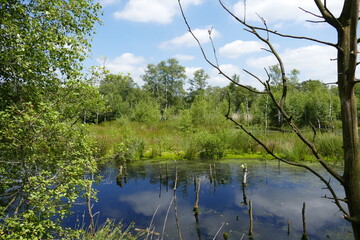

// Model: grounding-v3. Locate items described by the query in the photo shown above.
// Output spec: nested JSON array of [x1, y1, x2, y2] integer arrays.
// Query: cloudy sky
[[86, 0, 343, 90]]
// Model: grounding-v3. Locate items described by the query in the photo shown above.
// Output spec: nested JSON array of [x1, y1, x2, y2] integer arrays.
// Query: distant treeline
[[83, 59, 360, 129]]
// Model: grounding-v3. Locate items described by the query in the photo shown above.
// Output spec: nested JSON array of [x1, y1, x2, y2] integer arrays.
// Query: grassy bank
[[88, 119, 344, 164]]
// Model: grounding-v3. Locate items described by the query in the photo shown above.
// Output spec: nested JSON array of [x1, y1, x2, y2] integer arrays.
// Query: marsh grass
[[78, 219, 142, 240], [88, 121, 343, 163]]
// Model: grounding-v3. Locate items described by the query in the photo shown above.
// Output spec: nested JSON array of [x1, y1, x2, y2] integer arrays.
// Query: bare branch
[[219, 0, 337, 48], [266, 89, 344, 185], [322, 195, 348, 203], [243, 69, 266, 87], [256, 13, 269, 41], [224, 114, 349, 218], [208, 27, 219, 67], [180, 0, 347, 217], [313, 0, 342, 29], [178, 0, 266, 95], [306, 20, 327, 24], [299, 7, 323, 19]]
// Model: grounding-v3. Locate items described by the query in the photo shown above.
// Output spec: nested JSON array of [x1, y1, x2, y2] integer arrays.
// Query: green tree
[[99, 73, 140, 120], [142, 58, 186, 119], [226, 74, 258, 124], [0, 0, 101, 238], [0, 0, 101, 108], [187, 69, 209, 103]]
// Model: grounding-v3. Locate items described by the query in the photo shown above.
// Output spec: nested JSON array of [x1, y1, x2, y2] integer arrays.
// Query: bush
[[114, 137, 146, 162], [197, 131, 226, 160]]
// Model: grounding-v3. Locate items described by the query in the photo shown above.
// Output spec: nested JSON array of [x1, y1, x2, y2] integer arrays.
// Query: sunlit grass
[[88, 120, 344, 163]]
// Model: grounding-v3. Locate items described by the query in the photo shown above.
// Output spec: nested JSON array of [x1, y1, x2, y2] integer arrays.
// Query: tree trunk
[[337, 1, 360, 238]]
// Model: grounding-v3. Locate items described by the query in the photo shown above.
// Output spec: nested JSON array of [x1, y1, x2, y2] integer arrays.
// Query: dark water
[[65, 159, 353, 239]]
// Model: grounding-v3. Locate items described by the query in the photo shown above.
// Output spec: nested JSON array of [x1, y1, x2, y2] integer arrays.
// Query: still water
[[66, 159, 353, 239]]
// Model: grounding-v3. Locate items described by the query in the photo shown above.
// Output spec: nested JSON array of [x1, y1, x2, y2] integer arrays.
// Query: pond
[[65, 159, 353, 239]]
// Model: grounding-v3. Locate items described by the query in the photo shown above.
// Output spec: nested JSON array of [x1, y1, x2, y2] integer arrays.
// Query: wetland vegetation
[[1, 0, 359, 239]]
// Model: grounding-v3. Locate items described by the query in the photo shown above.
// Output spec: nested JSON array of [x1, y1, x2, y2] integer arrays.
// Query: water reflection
[[66, 159, 353, 239]]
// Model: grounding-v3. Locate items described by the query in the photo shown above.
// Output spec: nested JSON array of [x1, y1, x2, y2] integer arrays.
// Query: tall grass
[[78, 219, 142, 240], [88, 120, 344, 163]]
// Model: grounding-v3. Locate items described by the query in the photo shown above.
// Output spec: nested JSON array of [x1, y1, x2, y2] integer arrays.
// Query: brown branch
[[313, 0, 342, 29], [322, 195, 348, 203], [179, 0, 347, 219], [309, 122, 317, 143], [224, 113, 349, 218], [208, 27, 219, 67], [178, 0, 266, 95], [219, 0, 337, 48], [266, 89, 344, 185], [299, 7, 323, 19]]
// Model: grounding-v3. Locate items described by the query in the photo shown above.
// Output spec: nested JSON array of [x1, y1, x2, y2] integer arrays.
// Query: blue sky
[[86, 0, 344, 90]]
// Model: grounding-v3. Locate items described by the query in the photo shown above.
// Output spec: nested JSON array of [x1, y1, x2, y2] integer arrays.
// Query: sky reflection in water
[[66, 159, 353, 240]]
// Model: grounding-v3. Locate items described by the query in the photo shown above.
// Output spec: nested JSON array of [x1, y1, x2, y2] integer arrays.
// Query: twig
[[212, 222, 226, 240], [208, 27, 219, 67], [299, 7, 323, 19], [161, 196, 175, 240], [146, 205, 160, 240]]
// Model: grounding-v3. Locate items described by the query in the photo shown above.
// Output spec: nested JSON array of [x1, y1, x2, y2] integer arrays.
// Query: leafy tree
[[99, 73, 140, 120], [142, 58, 186, 119], [187, 69, 209, 103], [131, 97, 160, 123], [226, 74, 258, 124], [267, 65, 301, 127], [0, 103, 97, 239], [0, 0, 101, 108], [0, 0, 101, 238]]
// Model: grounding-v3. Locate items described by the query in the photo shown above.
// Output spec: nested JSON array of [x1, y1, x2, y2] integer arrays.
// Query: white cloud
[[174, 54, 195, 61], [114, 0, 203, 24], [120, 191, 173, 216], [159, 27, 220, 49], [219, 40, 264, 58], [99, 0, 119, 7], [233, 0, 342, 25], [98, 53, 146, 84], [247, 44, 337, 83], [208, 64, 241, 87], [185, 67, 201, 78]]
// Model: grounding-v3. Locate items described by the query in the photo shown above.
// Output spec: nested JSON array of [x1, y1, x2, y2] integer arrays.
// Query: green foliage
[[131, 99, 160, 123], [79, 219, 142, 240], [113, 137, 146, 162], [194, 131, 226, 160], [187, 68, 209, 103], [0, 103, 97, 239], [317, 133, 343, 162], [142, 58, 186, 118], [0, 0, 101, 237], [99, 74, 140, 120], [0, 0, 101, 107]]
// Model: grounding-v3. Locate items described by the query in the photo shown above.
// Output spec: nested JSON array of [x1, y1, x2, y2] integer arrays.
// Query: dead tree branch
[[177, 0, 266, 95], [219, 0, 337, 49], [178, 0, 348, 220]]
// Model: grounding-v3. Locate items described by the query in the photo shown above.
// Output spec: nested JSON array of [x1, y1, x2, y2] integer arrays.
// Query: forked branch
[[178, 0, 347, 218], [177, 0, 266, 95]]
